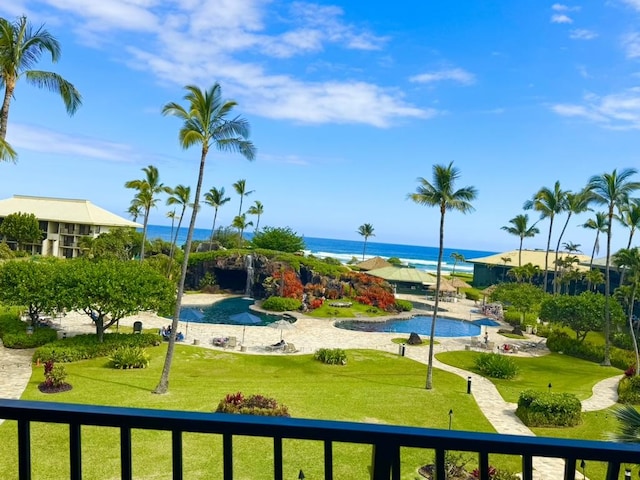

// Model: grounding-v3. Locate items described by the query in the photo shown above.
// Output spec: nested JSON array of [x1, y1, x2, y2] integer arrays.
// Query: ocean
[[144, 224, 496, 275]]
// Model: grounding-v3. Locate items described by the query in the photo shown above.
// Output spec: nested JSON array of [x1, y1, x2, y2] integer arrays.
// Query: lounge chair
[[283, 343, 297, 354], [265, 340, 286, 352], [225, 337, 237, 349]]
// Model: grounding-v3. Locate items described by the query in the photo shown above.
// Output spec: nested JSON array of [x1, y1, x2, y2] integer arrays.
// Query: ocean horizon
[[144, 224, 497, 275]]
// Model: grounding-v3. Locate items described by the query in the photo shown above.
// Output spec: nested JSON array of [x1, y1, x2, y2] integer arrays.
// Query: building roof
[[466, 249, 591, 272], [0, 195, 141, 228], [366, 266, 437, 284], [356, 256, 392, 271]]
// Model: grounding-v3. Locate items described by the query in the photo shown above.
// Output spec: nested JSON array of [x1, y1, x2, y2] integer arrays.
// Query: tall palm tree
[[587, 168, 640, 366], [582, 211, 608, 271], [166, 184, 192, 264], [523, 181, 567, 293], [617, 198, 640, 286], [562, 241, 581, 253], [409, 162, 477, 390], [614, 247, 640, 377], [155, 84, 255, 394], [247, 200, 264, 233], [127, 200, 143, 222], [357, 223, 375, 261], [450, 252, 465, 276], [233, 179, 254, 216], [232, 213, 253, 242], [500, 256, 512, 282], [0, 15, 81, 141], [551, 190, 591, 294], [124, 165, 170, 262], [500, 214, 540, 266], [166, 209, 176, 253], [204, 186, 230, 241]]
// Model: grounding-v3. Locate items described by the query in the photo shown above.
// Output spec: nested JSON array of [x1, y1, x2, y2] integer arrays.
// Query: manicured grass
[[436, 351, 621, 402], [308, 298, 389, 318], [0, 345, 497, 479], [498, 332, 528, 340], [391, 337, 436, 346]]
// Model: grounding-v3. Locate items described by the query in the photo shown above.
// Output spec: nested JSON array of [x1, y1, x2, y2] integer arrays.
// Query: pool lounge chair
[[265, 340, 286, 352], [225, 337, 237, 349], [283, 343, 297, 354]]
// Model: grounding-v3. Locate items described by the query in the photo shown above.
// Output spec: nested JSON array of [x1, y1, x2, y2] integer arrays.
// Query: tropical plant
[[127, 201, 142, 222], [0, 211, 42, 250], [233, 179, 254, 216], [0, 137, 16, 162], [562, 241, 581, 253], [587, 168, 640, 365], [614, 247, 640, 377], [247, 200, 264, 232], [204, 186, 230, 242], [155, 83, 255, 394], [0, 15, 81, 141], [523, 181, 568, 293], [617, 198, 640, 285], [357, 223, 375, 261], [508, 262, 541, 284], [610, 405, 640, 443], [500, 214, 539, 266], [408, 162, 477, 389], [251, 226, 305, 252], [582, 212, 608, 269], [166, 184, 192, 266], [166, 209, 176, 251], [500, 256, 512, 282], [450, 252, 465, 276], [232, 213, 253, 242], [125, 165, 171, 262]]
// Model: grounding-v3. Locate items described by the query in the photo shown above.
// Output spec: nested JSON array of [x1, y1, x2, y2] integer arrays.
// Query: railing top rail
[[0, 399, 637, 463]]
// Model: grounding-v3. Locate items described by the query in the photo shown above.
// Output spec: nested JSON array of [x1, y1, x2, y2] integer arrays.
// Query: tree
[[493, 283, 547, 325], [125, 165, 171, 262], [166, 209, 176, 254], [562, 241, 581, 253], [450, 252, 465, 276], [80, 227, 141, 261], [500, 256, 512, 282], [587, 168, 640, 365], [166, 184, 192, 266], [357, 223, 375, 261], [0, 15, 81, 141], [0, 137, 16, 162], [232, 213, 253, 242], [409, 162, 477, 390], [617, 198, 640, 286], [156, 83, 255, 394], [582, 212, 608, 268], [251, 226, 305, 253], [614, 247, 640, 377], [500, 214, 539, 267], [523, 181, 567, 292], [204, 186, 230, 241], [233, 179, 254, 216], [63, 259, 174, 342], [508, 262, 541, 284], [247, 200, 264, 233], [0, 211, 42, 250], [127, 199, 143, 222]]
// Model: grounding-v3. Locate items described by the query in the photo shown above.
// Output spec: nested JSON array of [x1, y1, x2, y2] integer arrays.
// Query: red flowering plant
[[272, 269, 304, 299], [215, 392, 290, 417]]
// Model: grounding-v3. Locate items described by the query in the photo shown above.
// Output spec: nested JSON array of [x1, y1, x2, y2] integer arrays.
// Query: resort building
[[0, 195, 140, 258]]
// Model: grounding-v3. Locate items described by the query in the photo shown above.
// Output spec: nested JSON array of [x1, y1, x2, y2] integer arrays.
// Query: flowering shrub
[[625, 365, 636, 377], [309, 298, 324, 309], [39, 360, 71, 393], [215, 392, 290, 417], [272, 270, 304, 299]]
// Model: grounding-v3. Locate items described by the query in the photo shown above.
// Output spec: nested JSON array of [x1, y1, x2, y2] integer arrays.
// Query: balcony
[[0, 398, 638, 480]]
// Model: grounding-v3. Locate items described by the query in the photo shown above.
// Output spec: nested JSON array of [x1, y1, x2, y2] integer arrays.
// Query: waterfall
[[245, 254, 254, 297]]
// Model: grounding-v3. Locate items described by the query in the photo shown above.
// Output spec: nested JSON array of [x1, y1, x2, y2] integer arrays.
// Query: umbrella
[[448, 277, 471, 289], [179, 308, 205, 337], [268, 319, 296, 340], [428, 281, 457, 293], [229, 312, 262, 325]]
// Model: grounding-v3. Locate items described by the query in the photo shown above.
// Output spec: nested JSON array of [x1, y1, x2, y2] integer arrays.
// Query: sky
[[2, 1, 640, 254]]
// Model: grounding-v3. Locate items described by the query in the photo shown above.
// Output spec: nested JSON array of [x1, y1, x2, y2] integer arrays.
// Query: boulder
[[408, 332, 422, 345]]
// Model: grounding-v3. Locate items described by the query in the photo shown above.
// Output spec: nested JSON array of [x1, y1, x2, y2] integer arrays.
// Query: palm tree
[[500, 256, 512, 282], [611, 405, 640, 443], [233, 179, 254, 216], [614, 247, 640, 377], [166, 184, 192, 265], [450, 252, 465, 276], [587, 168, 640, 366], [125, 165, 170, 262], [523, 181, 567, 293], [155, 83, 255, 394], [357, 223, 375, 261], [247, 200, 264, 233], [166, 209, 176, 253], [0, 138, 16, 162], [127, 200, 143, 222], [0, 15, 81, 141], [204, 187, 230, 241], [582, 211, 608, 272], [500, 214, 540, 266], [409, 162, 477, 390], [232, 213, 253, 242], [617, 198, 640, 286]]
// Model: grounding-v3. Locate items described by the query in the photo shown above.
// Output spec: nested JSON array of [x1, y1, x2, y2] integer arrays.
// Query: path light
[[548, 382, 552, 392], [625, 468, 631, 480], [467, 376, 472, 394], [298, 469, 305, 479], [580, 459, 586, 479], [448, 409, 453, 430]]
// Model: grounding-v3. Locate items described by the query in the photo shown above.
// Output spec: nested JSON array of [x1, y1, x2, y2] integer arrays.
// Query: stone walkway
[[0, 295, 624, 479]]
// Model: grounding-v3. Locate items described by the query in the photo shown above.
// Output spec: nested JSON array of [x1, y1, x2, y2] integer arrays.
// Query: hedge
[[0, 311, 58, 348], [261, 296, 302, 312], [516, 389, 581, 427], [546, 331, 634, 370], [618, 376, 640, 404]]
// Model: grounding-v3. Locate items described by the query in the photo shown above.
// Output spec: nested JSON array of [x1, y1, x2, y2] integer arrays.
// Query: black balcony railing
[[0, 398, 638, 480]]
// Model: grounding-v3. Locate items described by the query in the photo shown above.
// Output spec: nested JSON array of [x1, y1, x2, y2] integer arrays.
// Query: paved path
[[0, 295, 624, 478]]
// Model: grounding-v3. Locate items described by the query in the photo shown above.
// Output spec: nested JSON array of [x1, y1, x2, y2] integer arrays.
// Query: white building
[[0, 195, 141, 258]]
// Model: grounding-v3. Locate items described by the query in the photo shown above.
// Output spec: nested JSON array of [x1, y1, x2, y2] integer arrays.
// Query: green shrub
[[546, 331, 635, 370], [261, 296, 302, 312], [109, 346, 150, 369], [618, 376, 640, 404], [464, 289, 481, 301], [43, 360, 68, 388], [394, 299, 413, 312], [215, 392, 290, 417], [3, 327, 58, 348], [314, 348, 347, 365], [34, 333, 160, 363], [516, 389, 581, 427], [503, 310, 538, 326], [474, 353, 518, 379]]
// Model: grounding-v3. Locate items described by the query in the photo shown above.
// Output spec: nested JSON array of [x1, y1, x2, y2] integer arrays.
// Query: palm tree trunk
[[553, 214, 572, 294], [210, 208, 219, 243], [426, 206, 445, 390], [362, 238, 367, 261], [518, 237, 524, 267], [603, 207, 613, 366], [629, 288, 639, 377], [620, 231, 635, 287], [255, 215, 260, 233], [140, 209, 150, 262], [170, 206, 186, 262], [543, 218, 554, 293], [0, 81, 16, 140], [587, 233, 599, 291], [155, 146, 208, 394]]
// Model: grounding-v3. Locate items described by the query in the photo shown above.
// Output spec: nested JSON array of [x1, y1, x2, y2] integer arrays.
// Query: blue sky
[[2, 1, 640, 254]]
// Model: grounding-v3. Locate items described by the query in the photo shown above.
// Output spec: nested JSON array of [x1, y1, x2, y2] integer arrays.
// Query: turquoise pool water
[[180, 297, 283, 326], [335, 316, 486, 337]]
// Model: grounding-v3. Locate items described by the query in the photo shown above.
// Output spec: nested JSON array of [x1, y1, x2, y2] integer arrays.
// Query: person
[[484, 331, 489, 344], [176, 332, 185, 341]]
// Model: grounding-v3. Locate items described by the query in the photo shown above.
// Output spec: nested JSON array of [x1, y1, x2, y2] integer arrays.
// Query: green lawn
[[436, 351, 621, 403], [308, 298, 391, 318], [0, 345, 497, 480]]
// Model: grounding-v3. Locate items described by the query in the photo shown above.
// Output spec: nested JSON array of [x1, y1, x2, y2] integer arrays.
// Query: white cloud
[[570, 29, 598, 40], [551, 4, 580, 11], [621, 0, 640, 11], [409, 68, 476, 85], [551, 14, 573, 24], [551, 88, 640, 129], [622, 32, 640, 58]]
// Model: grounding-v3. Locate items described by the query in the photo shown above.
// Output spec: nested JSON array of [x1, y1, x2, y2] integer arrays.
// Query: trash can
[[399, 344, 406, 356], [192, 339, 200, 346], [526, 325, 532, 334]]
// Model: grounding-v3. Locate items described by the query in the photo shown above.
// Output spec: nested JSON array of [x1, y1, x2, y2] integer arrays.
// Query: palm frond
[[24, 70, 81, 114]]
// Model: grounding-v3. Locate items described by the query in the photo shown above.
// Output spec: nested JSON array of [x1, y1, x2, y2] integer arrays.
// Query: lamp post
[[580, 459, 586, 480], [448, 409, 453, 430], [548, 382, 552, 392]]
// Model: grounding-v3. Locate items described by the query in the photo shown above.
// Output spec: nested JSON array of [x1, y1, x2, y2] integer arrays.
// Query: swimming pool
[[335, 315, 483, 337], [180, 297, 283, 326]]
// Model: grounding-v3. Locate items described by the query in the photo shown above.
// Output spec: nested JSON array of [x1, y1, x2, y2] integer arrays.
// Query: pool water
[[335, 316, 482, 337], [180, 297, 282, 325]]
